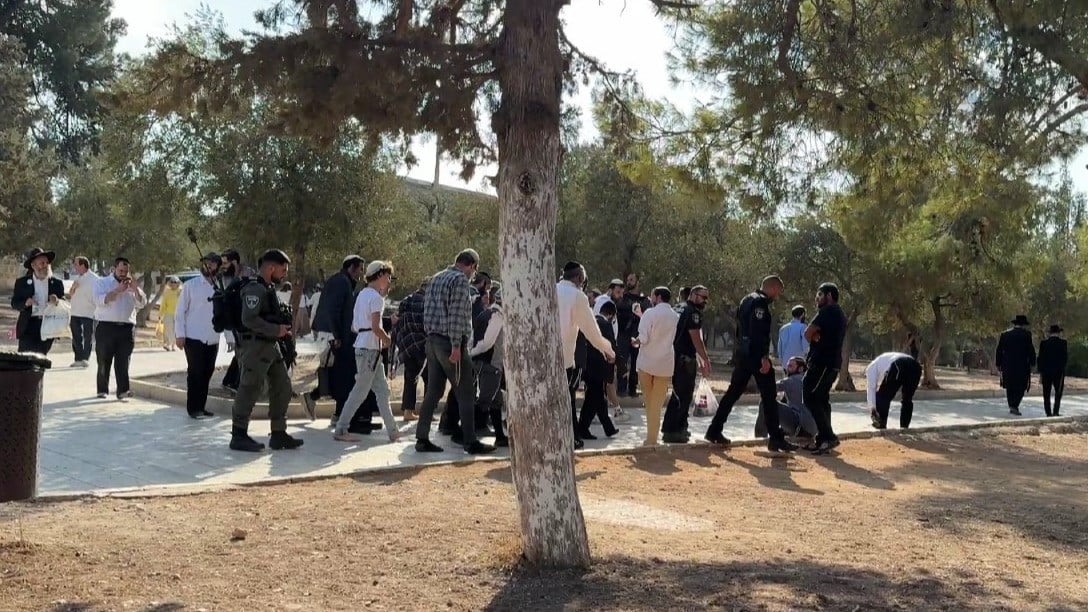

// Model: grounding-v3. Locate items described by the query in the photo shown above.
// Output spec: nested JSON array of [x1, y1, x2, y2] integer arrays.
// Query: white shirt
[[175, 275, 221, 346], [557, 280, 614, 369], [309, 291, 321, 325], [866, 352, 913, 408], [31, 277, 49, 317], [94, 275, 147, 324], [276, 290, 292, 306], [637, 302, 679, 377], [69, 271, 99, 318], [593, 295, 619, 337], [470, 308, 503, 358], [352, 287, 385, 350]]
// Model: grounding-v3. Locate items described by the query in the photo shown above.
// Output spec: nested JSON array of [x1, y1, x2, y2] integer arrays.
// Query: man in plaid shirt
[[414, 248, 496, 455]]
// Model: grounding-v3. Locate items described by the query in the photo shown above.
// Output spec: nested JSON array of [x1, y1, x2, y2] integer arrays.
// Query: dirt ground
[[140, 351, 1088, 399], [3, 425, 1088, 611]]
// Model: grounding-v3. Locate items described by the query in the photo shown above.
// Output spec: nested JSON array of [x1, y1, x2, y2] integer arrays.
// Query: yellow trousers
[[638, 371, 671, 445]]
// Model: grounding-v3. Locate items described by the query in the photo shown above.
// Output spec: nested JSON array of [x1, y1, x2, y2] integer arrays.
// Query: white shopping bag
[[691, 376, 717, 417], [40, 301, 72, 340]]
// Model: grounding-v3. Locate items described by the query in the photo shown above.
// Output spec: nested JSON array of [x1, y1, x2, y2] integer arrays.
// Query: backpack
[[212, 277, 255, 333]]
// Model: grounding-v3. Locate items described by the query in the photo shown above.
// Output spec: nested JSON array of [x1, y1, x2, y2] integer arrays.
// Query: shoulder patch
[[244, 294, 260, 310], [691, 312, 701, 324], [754, 308, 765, 320]]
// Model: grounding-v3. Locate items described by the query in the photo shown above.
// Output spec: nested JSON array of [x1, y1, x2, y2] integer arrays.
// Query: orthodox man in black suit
[[996, 314, 1036, 415], [11, 247, 66, 355], [1037, 324, 1068, 417]]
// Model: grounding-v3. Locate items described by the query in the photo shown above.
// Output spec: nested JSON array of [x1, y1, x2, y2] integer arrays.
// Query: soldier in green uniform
[[229, 249, 305, 452]]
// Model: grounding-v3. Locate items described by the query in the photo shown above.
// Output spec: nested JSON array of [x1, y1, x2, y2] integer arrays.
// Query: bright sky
[[111, 0, 1088, 196]]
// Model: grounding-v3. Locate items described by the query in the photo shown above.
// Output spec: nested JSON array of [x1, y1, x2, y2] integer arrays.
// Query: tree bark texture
[[493, 0, 590, 569], [835, 308, 857, 391]]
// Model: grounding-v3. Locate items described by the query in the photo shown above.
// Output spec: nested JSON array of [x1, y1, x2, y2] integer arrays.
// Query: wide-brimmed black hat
[[1049, 324, 1063, 334], [23, 247, 55, 269], [1011, 314, 1030, 326]]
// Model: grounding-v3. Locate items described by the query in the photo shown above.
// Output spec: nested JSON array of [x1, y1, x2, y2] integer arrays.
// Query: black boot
[[269, 431, 304, 450], [229, 427, 265, 452]]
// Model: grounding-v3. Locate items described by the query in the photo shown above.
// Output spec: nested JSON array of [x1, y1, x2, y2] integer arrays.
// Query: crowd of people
[[9, 244, 1072, 456]]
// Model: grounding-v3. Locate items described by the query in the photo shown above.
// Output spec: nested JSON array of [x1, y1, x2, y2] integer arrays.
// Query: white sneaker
[[70, 361, 80, 368], [97, 393, 108, 399], [610, 405, 629, 423]]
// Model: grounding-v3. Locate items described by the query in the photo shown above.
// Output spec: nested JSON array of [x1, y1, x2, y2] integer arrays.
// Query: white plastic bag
[[40, 300, 72, 340], [692, 376, 718, 417]]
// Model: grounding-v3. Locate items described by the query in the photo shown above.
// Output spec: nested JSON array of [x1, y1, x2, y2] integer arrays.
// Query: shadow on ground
[[483, 556, 1068, 611]]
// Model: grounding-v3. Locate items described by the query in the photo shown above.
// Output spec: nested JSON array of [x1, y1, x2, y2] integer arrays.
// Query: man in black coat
[[996, 314, 1036, 415], [1038, 324, 1068, 417], [11, 247, 66, 355], [576, 300, 620, 439], [312, 255, 367, 426]]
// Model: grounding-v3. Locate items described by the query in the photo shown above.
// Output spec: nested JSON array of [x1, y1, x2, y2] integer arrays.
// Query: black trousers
[[70, 315, 95, 361], [400, 352, 427, 412], [96, 322, 135, 396], [663, 355, 698, 434], [1004, 373, 1029, 410], [184, 339, 219, 415], [329, 340, 358, 414], [1041, 373, 1065, 416], [626, 346, 641, 394], [875, 357, 922, 428], [567, 366, 583, 436], [578, 372, 616, 435], [707, 359, 783, 440], [18, 317, 54, 355], [803, 364, 839, 443]]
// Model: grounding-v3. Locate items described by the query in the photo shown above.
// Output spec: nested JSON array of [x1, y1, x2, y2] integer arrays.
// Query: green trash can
[[0, 351, 51, 503]]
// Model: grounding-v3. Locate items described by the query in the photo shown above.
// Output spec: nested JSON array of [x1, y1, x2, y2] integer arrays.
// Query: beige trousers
[[638, 371, 671, 445]]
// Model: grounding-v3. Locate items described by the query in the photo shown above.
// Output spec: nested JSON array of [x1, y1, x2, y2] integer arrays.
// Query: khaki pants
[[638, 372, 671, 445], [162, 314, 176, 347]]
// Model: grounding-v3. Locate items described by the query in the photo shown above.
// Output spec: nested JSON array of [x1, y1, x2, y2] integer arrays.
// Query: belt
[[98, 321, 134, 327], [239, 333, 275, 342]]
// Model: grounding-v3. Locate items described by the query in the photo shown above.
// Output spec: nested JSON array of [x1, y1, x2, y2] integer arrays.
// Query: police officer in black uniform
[[662, 285, 712, 443], [704, 276, 797, 453]]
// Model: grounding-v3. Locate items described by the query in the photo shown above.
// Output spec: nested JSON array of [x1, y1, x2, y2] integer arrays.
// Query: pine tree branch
[[987, 0, 1088, 91], [648, 0, 698, 9]]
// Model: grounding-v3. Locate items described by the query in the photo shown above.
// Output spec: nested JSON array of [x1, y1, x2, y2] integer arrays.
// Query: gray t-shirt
[[777, 373, 805, 410]]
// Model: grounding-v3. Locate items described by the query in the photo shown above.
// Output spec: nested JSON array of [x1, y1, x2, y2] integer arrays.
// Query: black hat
[[1011, 314, 1030, 326], [1049, 324, 1063, 334], [23, 247, 55, 269], [202, 251, 220, 262], [221, 249, 240, 262], [258, 249, 290, 266]]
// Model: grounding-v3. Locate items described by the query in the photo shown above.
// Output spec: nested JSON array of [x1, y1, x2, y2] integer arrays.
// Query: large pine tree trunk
[[835, 309, 857, 391], [493, 0, 591, 569]]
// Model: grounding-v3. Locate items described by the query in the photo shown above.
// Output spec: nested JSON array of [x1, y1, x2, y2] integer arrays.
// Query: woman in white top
[[634, 286, 679, 446], [333, 261, 400, 443]]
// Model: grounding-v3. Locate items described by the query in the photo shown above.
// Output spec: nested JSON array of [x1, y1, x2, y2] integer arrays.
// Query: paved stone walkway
[[33, 341, 1086, 497]]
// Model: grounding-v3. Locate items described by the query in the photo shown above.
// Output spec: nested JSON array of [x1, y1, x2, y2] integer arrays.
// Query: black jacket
[[584, 315, 617, 383], [997, 327, 1036, 386], [312, 270, 357, 341], [11, 273, 65, 339], [1037, 336, 1068, 378], [735, 290, 773, 368]]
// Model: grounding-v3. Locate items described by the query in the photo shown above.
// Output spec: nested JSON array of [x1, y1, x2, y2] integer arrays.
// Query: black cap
[[202, 251, 220, 262], [114, 256, 131, 265], [258, 249, 290, 266], [563, 261, 582, 273], [221, 249, 240, 262]]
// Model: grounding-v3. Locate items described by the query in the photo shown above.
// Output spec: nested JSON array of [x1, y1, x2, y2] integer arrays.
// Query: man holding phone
[[93, 256, 147, 401]]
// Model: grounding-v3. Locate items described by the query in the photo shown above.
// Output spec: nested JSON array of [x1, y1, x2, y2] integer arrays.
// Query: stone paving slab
[[28, 341, 1088, 498]]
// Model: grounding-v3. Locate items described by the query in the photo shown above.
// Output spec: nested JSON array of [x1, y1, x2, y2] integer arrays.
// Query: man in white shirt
[[634, 287, 679, 446], [176, 252, 222, 419], [68, 256, 99, 367], [333, 261, 400, 443], [865, 352, 922, 430], [557, 261, 616, 450], [469, 287, 507, 446], [93, 256, 147, 401]]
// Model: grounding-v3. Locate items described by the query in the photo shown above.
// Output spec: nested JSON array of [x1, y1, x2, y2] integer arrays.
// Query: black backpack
[[212, 277, 255, 333]]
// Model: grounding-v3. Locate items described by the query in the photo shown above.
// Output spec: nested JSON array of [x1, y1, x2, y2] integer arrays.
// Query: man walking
[[558, 262, 617, 449], [619, 273, 651, 397], [777, 305, 809, 372], [803, 282, 848, 454], [704, 276, 797, 453], [175, 252, 222, 419], [229, 249, 304, 452], [635, 286, 679, 447], [394, 277, 429, 421], [865, 352, 922, 430], [219, 249, 251, 393], [11, 247, 65, 355], [1038, 324, 1068, 417], [93, 257, 147, 401], [311, 255, 365, 426], [414, 249, 495, 455], [997, 314, 1036, 416], [576, 300, 620, 440], [68, 256, 98, 367], [661, 285, 712, 444]]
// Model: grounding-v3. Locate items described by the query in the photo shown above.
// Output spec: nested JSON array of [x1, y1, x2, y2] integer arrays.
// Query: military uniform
[[662, 300, 702, 441], [232, 278, 296, 447], [705, 289, 787, 444]]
